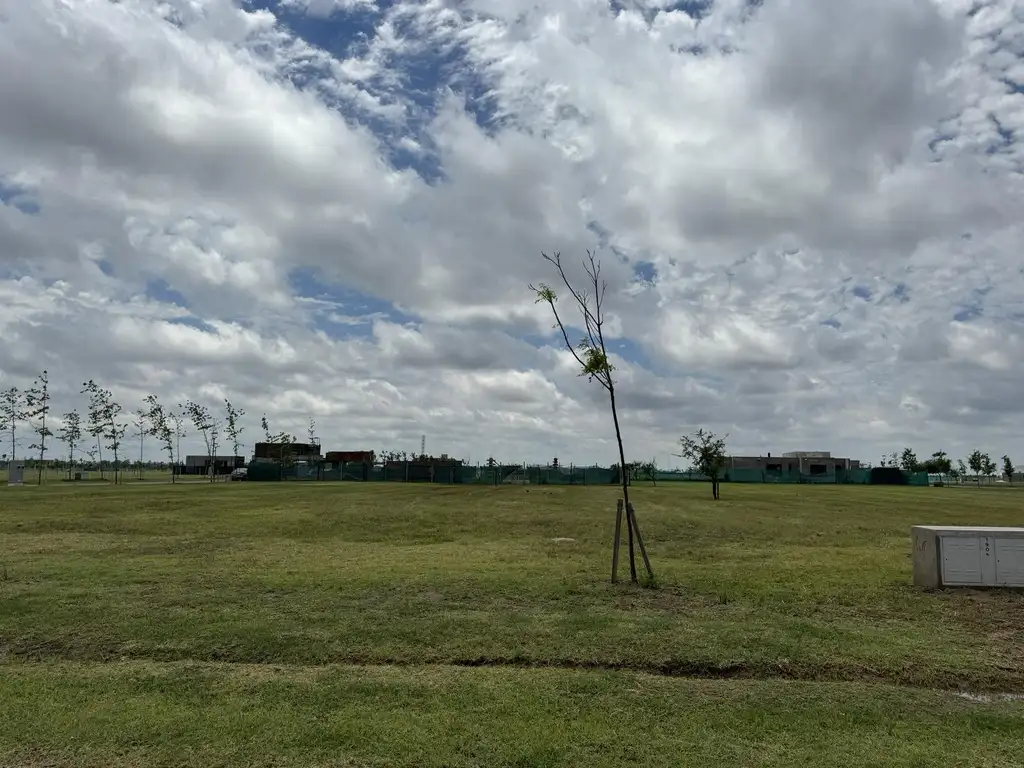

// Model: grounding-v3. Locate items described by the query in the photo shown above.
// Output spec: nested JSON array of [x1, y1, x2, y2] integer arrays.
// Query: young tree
[[921, 451, 952, 475], [184, 400, 219, 481], [531, 250, 653, 584], [967, 450, 988, 485], [983, 454, 997, 478], [169, 407, 186, 478], [144, 395, 177, 483], [57, 410, 83, 480], [899, 447, 919, 472], [225, 400, 246, 461], [307, 417, 316, 445], [81, 381, 125, 484], [677, 429, 728, 500], [0, 386, 24, 463], [261, 413, 295, 479], [957, 458, 968, 485], [131, 408, 148, 480], [24, 370, 53, 485], [639, 458, 658, 486], [1002, 455, 1014, 483], [81, 381, 106, 479]]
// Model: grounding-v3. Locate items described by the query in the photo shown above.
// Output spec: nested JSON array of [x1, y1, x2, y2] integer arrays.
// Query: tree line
[[0, 369, 310, 484], [880, 448, 1015, 484]]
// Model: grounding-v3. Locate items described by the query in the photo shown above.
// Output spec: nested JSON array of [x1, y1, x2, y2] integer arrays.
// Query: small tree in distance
[[0, 387, 23, 463], [899, 447, 919, 472], [677, 429, 728, 500], [131, 408, 148, 480], [638, 459, 658, 486], [1002, 455, 1014, 484], [81, 380, 125, 484], [225, 400, 246, 461], [24, 370, 52, 485], [184, 400, 219, 481], [144, 395, 177, 483], [983, 454, 997, 479], [921, 451, 951, 475], [530, 250, 653, 585], [967, 450, 991, 486], [57, 410, 83, 480]]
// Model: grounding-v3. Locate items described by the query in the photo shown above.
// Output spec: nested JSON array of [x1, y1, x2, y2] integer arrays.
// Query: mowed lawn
[[1, 481, 1022, 767]]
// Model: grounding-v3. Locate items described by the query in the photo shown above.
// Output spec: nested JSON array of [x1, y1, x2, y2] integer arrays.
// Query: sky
[[0, 0, 1022, 468]]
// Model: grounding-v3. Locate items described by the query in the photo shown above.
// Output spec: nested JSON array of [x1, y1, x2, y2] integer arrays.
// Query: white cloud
[[1, 0, 1023, 469]]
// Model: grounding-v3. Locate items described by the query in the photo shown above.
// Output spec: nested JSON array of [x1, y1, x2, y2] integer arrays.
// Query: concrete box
[[912, 526, 1024, 588]]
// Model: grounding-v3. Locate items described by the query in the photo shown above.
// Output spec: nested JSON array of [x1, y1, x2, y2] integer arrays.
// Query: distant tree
[[225, 400, 245, 460], [899, 448, 919, 472], [56, 410, 83, 480], [24, 370, 52, 484], [957, 458, 968, 484], [638, 458, 658, 486], [144, 395, 177, 483], [81, 381, 105, 478], [81, 380, 125, 484], [131, 408, 148, 480], [531, 250, 651, 584], [983, 454, 997, 478], [0, 387, 24, 463], [677, 429, 728, 500], [921, 451, 952, 475], [1002, 455, 1014, 483], [169, 407, 186, 476], [307, 417, 316, 446], [185, 400, 219, 481], [486, 456, 497, 468], [967, 450, 992, 485], [260, 413, 295, 477], [552, 457, 559, 469]]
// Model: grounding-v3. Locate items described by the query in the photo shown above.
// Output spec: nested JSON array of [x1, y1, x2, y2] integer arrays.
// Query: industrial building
[[726, 451, 860, 477], [252, 441, 321, 463], [183, 455, 246, 476]]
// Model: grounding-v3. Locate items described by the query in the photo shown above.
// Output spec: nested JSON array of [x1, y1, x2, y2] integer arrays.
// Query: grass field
[[1, 482, 1022, 766]]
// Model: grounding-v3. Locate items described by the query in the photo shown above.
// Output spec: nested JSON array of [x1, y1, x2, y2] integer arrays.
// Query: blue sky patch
[[632, 261, 657, 285], [168, 316, 217, 333], [851, 285, 873, 301], [145, 278, 190, 308], [0, 178, 41, 215], [890, 282, 910, 304], [288, 266, 416, 336]]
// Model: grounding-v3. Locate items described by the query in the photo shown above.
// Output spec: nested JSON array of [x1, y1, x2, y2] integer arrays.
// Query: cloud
[[1, 0, 1023, 469]]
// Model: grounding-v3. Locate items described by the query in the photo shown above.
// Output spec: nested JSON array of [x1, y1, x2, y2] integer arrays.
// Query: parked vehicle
[[229, 467, 248, 481]]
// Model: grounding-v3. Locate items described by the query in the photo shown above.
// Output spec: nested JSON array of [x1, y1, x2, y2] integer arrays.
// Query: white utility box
[[912, 526, 1024, 588]]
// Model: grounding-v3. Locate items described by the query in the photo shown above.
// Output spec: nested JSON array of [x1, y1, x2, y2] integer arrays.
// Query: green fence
[[245, 461, 931, 486]]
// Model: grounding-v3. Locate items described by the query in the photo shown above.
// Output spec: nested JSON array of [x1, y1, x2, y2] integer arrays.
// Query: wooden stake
[[626, 501, 638, 583], [611, 499, 623, 583], [627, 502, 654, 581]]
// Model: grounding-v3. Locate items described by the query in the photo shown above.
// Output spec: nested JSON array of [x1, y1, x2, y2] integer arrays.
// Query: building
[[726, 451, 861, 477], [183, 455, 245, 476], [252, 442, 321, 462], [325, 450, 376, 464]]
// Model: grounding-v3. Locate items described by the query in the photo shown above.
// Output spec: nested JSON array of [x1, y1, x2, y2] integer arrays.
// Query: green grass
[[1, 482, 1022, 766]]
